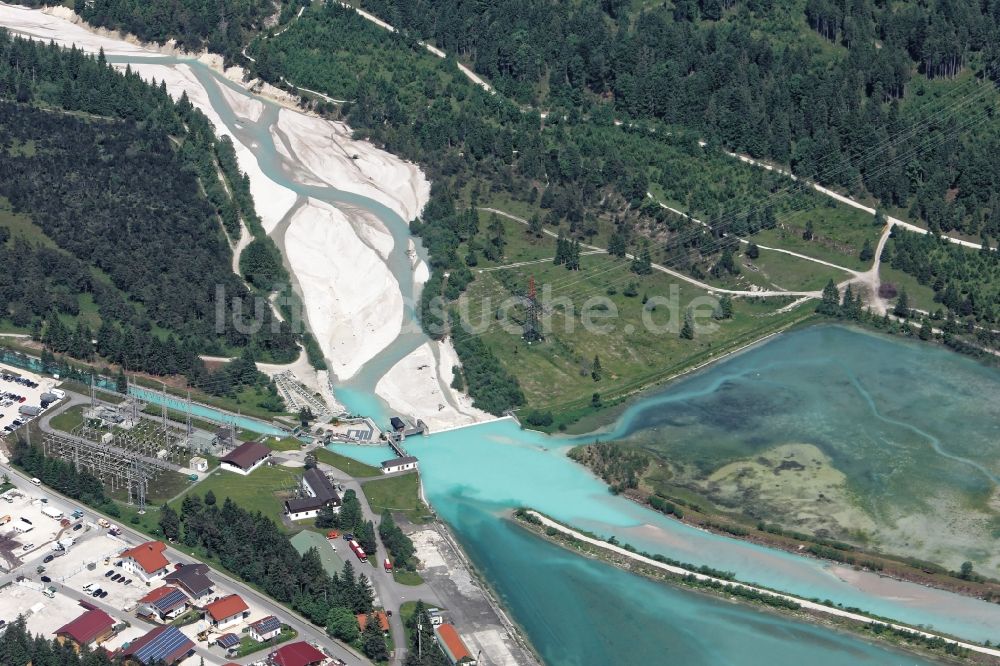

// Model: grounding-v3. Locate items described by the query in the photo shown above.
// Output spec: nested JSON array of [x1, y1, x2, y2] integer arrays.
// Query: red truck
[[349, 540, 367, 563], [383, 558, 392, 573]]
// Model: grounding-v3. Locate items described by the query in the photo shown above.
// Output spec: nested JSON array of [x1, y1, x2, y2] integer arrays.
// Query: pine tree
[[632, 241, 652, 275], [894, 289, 910, 318], [554, 232, 567, 265], [591, 355, 602, 381], [817, 279, 840, 315], [745, 242, 760, 259], [529, 214, 543, 238], [859, 238, 874, 262], [680, 309, 694, 339], [158, 504, 180, 541]]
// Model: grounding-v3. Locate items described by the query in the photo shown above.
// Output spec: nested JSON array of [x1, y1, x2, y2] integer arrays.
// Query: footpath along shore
[[522, 510, 1000, 662]]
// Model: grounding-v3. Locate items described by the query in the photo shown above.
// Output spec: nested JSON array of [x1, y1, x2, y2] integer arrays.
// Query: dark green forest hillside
[[0, 31, 295, 401], [361, 0, 1000, 238], [20, 0, 278, 61]]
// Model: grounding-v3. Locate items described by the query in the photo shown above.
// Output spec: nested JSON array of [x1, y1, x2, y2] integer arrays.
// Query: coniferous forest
[[10, 0, 1000, 411], [0, 31, 298, 400]]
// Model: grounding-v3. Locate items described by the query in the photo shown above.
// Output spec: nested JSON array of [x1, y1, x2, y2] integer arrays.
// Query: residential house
[[119, 541, 170, 583], [118, 625, 194, 666], [164, 563, 214, 602], [284, 468, 342, 521], [434, 624, 476, 665], [219, 441, 271, 475], [380, 456, 418, 475], [54, 608, 116, 648], [215, 633, 241, 652], [249, 615, 283, 642], [203, 594, 250, 631], [137, 586, 189, 623], [268, 641, 328, 666]]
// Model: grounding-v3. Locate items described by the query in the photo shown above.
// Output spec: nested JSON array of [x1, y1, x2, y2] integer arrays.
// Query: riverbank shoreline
[[428, 519, 543, 666], [513, 508, 1000, 665], [562, 309, 818, 435]]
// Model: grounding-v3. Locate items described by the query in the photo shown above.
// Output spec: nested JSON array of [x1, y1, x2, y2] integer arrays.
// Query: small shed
[[189, 456, 208, 472], [381, 456, 418, 475]]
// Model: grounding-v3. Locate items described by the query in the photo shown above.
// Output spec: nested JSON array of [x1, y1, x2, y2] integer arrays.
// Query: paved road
[[280, 444, 444, 665], [0, 455, 371, 666]]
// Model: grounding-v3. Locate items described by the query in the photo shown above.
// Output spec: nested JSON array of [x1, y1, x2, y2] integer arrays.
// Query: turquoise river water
[[100, 53, 998, 665]]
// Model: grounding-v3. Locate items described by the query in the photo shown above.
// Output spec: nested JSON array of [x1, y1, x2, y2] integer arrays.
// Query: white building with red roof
[[119, 541, 170, 582], [203, 593, 251, 631]]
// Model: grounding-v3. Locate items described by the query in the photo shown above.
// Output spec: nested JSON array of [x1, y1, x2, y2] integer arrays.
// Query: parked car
[[43, 555, 53, 564], [104, 570, 114, 577], [91, 588, 103, 597], [123, 579, 132, 585], [21, 544, 33, 551], [40, 576, 50, 583], [72, 523, 82, 531], [99, 590, 108, 598], [111, 574, 122, 582]]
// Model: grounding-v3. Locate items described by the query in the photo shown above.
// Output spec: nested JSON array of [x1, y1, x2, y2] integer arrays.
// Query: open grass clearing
[[314, 447, 381, 478], [457, 250, 807, 417], [266, 435, 303, 451], [753, 205, 878, 272], [361, 472, 433, 523], [177, 465, 302, 529]]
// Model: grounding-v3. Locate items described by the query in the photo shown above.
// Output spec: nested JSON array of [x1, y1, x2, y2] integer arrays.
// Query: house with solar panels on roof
[[118, 625, 195, 666], [137, 585, 190, 623], [250, 615, 284, 642], [214, 632, 241, 653]]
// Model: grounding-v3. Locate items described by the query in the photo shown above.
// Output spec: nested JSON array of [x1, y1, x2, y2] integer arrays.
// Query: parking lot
[[0, 581, 97, 638], [0, 362, 62, 433], [0, 488, 76, 570]]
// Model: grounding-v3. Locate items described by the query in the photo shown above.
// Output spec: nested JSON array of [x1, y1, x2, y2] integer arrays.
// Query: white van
[[30, 478, 41, 486]]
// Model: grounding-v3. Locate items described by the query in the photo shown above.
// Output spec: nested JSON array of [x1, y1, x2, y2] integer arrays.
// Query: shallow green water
[[608, 325, 1000, 506]]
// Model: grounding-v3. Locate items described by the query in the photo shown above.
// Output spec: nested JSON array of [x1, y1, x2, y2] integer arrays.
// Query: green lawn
[[878, 266, 938, 313], [362, 472, 433, 523], [48, 405, 87, 433], [235, 627, 298, 657], [314, 448, 381, 478], [742, 246, 852, 292], [753, 204, 879, 271], [111, 470, 193, 504], [179, 465, 302, 529], [266, 436, 303, 451], [393, 569, 424, 586], [456, 250, 812, 422]]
